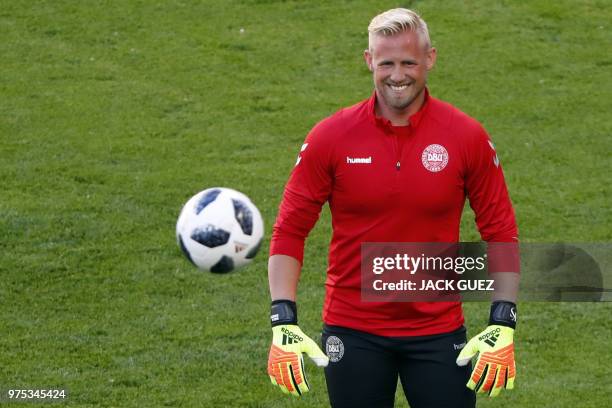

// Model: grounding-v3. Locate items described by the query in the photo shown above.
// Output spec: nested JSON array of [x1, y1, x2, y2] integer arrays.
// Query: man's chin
[[391, 98, 414, 110], [385, 95, 415, 111]]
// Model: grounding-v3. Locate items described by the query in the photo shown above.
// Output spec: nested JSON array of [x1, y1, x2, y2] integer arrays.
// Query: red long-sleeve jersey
[[270, 90, 518, 336]]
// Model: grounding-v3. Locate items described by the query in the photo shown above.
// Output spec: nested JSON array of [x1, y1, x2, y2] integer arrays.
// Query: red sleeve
[[464, 123, 518, 243], [269, 118, 336, 264], [464, 123, 519, 273]]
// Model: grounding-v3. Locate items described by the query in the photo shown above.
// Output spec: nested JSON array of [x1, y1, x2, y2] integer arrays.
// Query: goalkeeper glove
[[456, 301, 517, 397], [267, 300, 329, 396]]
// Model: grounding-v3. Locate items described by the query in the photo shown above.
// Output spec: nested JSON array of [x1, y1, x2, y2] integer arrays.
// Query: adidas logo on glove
[[281, 327, 304, 345], [478, 327, 501, 347]]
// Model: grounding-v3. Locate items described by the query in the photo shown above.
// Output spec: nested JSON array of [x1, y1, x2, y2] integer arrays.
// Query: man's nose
[[389, 66, 405, 83]]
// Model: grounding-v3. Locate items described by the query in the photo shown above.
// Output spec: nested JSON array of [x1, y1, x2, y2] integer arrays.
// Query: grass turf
[[1, 0, 610, 406]]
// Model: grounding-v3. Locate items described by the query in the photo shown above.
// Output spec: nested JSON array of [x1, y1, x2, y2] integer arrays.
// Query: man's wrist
[[270, 299, 298, 326], [489, 301, 517, 329]]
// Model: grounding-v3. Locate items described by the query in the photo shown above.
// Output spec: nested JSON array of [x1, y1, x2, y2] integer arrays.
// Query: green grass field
[[1, 0, 611, 406]]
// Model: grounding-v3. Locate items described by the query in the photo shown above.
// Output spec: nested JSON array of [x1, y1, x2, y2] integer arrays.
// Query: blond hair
[[368, 8, 431, 50]]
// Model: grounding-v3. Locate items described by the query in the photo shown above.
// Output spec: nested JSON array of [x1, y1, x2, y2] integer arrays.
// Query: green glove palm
[[267, 325, 329, 397], [456, 325, 516, 397]]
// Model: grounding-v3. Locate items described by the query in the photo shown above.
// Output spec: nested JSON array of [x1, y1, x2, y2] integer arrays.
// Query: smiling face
[[364, 30, 436, 118]]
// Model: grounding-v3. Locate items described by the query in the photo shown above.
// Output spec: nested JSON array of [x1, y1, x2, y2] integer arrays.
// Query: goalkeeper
[[267, 8, 519, 408]]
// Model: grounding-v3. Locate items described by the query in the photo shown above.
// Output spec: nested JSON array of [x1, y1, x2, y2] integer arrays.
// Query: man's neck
[[375, 89, 425, 126]]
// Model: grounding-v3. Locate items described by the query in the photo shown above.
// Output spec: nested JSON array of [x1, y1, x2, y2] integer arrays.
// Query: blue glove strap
[[270, 299, 298, 327], [489, 301, 517, 329]]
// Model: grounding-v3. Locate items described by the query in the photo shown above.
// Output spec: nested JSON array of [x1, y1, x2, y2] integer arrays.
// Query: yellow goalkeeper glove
[[267, 300, 328, 397], [457, 301, 517, 397]]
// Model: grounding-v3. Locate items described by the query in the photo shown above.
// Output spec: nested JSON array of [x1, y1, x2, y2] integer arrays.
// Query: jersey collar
[[367, 87, 430, 130]]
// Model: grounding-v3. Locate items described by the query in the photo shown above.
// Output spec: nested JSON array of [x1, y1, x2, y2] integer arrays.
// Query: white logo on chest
[[421, 144, 449, 172], [346, 156, 372, 164]]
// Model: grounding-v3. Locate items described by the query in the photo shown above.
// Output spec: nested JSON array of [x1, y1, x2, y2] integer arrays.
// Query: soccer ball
[[176, 187, 264, 273]]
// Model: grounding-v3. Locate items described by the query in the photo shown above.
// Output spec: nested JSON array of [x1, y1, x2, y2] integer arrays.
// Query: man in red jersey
[[266, 8, 519, 408]]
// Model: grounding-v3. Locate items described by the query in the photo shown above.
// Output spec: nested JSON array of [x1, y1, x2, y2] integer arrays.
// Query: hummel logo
[[453, 342, 466, 350], [346, 156, 372, 164], [510, 308, 517, 322], [488, 140, 500, 167], [295, 143, 309, 166]]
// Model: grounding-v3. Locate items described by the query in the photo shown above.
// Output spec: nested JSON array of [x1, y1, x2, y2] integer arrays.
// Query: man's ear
[[426, 47, 437, 71], [364, 49, 373, 72]]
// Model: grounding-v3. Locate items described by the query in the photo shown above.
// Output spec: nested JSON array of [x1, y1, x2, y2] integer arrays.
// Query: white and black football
[[176, 188, 264, 273]]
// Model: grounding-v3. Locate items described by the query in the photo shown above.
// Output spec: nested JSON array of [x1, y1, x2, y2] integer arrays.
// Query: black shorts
[[321, 325, 476, 408]]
